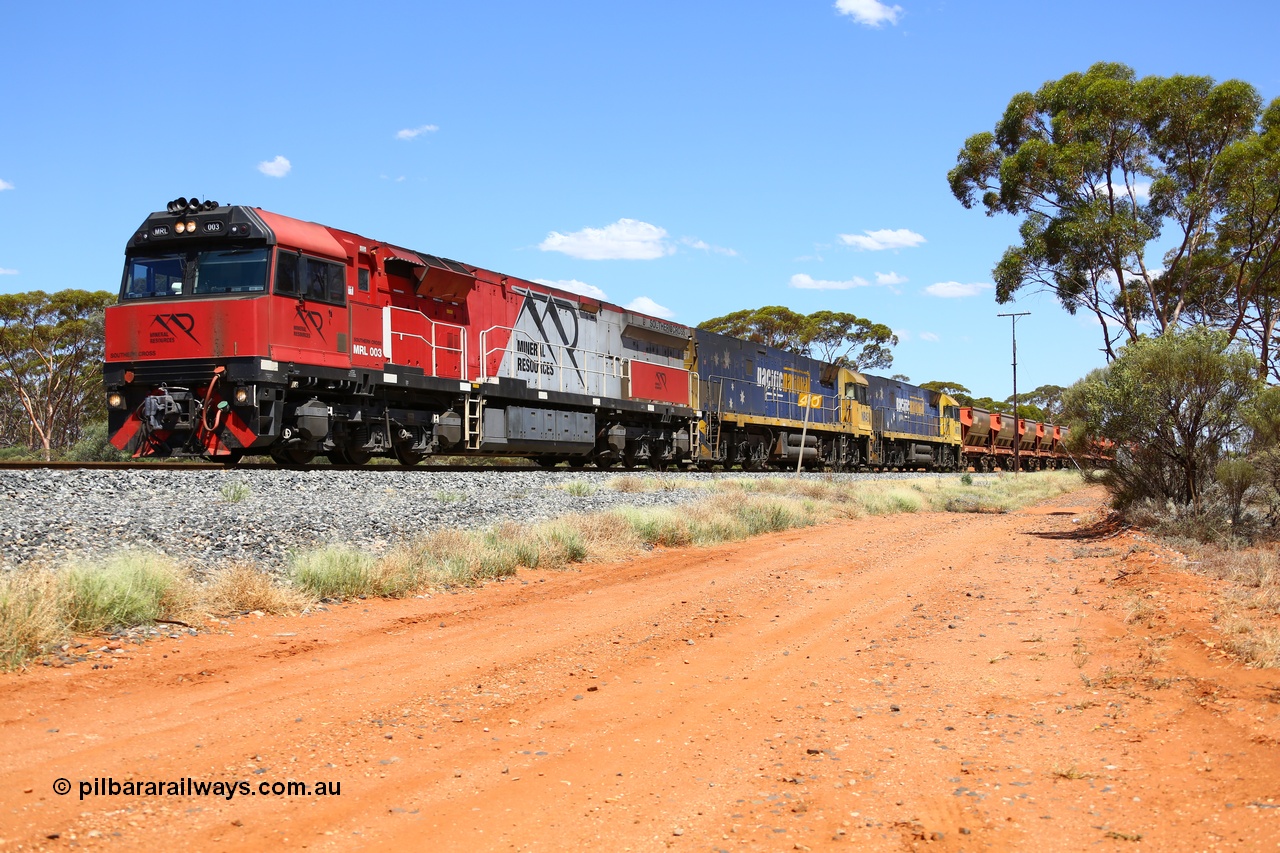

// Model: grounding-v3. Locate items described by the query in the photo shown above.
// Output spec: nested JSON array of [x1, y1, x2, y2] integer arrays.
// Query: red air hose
[[200, 367, 227, 433]]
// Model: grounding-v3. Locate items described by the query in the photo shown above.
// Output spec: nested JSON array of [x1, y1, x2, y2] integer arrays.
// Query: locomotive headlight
[[233, 385, 250, 405], [174, 221, 186, 234], [106, 392, 125, 409], [185, 220, 197, 232]]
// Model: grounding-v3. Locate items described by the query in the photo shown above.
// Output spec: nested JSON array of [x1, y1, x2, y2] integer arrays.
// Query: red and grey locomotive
[[106, 199, 693, 468]]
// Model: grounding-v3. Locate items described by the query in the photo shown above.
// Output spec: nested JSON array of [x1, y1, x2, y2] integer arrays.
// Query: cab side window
[[275, 251, 299, 296], [274, 251, 346, 306]]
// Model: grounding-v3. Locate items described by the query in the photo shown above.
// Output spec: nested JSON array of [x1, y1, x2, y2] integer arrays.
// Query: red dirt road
[[2, 486, 1278, 851]]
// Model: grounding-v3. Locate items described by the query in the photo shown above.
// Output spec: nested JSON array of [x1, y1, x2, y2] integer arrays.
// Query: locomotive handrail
[[385, 306, 467, 379], [477, 325, 627, 393]]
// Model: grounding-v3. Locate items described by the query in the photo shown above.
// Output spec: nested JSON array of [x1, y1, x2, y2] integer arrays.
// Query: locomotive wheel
[[271, 445, 315, 467], [394, 445, 423, 468], [568, 457, 587, 469], [328, 444, 371, 466], [215, 450, 245, 466], [344, 446, 372, 466]]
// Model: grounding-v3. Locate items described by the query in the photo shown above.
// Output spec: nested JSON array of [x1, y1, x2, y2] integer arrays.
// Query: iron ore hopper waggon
[[103, 199, 1062, 472], [959, 408, 1109, 471]]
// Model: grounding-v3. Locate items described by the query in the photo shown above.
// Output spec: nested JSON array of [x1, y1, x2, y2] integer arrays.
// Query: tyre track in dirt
[[1, 486, 1278, 851]]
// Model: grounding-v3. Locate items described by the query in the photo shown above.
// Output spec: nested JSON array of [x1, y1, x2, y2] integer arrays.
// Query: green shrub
[[289, 547, 379, 599], [62, 552, 195, 632], [62, 421, 126, 462], [562, 480, 597, 497], [1216, 457, 1260, 527], [220, 478, 251, 503]]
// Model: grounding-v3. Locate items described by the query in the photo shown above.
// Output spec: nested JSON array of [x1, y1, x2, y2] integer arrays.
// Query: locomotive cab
[[105, 199, 352, 461]]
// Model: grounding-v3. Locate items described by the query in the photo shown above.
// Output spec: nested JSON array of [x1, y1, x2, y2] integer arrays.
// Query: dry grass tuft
[[1050, 764, 1093, 780], [1124, 596, 1156, 626], [0, 571, 68, 669], [206, 563, 312, 614], [1169, 543, 1280, 667]]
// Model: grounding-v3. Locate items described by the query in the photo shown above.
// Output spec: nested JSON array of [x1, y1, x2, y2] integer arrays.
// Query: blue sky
[[2, 1, 1277, 400]]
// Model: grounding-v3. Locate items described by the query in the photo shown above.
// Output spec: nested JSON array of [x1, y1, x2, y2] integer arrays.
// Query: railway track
[[0, 459, 966, 475], [0, 459, 546, 473]]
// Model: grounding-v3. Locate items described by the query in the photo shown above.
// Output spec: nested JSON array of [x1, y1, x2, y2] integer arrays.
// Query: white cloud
[[834, 0, 903, 27], [0, 179, 13, 191], [893, 328, 910, 342], [681, 237, 738, 257], [624, 296, 675, 319], [925, 281, 994, 298], [1094, 179, 1151, 201], [789, 273, 871, 290], [875, 271, 908, 285], [257, 155, 292, 178], [918, 331, 940, 342], [533, 278, 609, 301], [539, 219, 674, 260], [838, 228, 925, 251], [0, 268, 18, 275], [396, 124, 439, 140]]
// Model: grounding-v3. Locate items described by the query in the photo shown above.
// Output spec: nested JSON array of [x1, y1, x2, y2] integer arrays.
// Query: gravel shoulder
[[1, 484, 1278, 851], [0, 468, 950, 571]]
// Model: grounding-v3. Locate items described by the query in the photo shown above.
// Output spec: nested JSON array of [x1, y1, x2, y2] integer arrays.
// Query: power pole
[[997, 312, 1030, 474]]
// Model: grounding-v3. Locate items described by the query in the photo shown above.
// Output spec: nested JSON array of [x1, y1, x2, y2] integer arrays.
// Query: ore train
[[104, 199, 1086, 472]]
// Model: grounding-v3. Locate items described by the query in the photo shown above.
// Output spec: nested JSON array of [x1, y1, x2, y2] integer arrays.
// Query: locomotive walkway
[[1, 485, 1277, 851]]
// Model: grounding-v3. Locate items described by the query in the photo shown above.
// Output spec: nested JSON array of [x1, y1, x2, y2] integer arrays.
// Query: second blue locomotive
[[691, 328, 962, 471]]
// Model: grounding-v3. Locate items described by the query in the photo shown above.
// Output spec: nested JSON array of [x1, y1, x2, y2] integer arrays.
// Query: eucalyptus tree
[[698, 306, 898, 371], [949, 62, 1265, 361], [0, 290, 116, 459], [1061, 327, 1260, 509]]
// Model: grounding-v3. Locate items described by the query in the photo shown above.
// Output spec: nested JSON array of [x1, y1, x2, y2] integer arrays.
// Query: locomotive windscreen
[[122, 248, 269, 300]]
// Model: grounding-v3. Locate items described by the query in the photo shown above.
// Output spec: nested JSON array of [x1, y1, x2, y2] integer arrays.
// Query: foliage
[[288, 547, 380, 599], [1242, 385, 1280, 525], [63, 420, 126, 462], [1061, 327, 1261, 509], [919, 381, 970, 398], [1017, 384, 1066, 422], [698, 305, 898, 371], [0, 571, 67, 669], [62, 551, 197, 632], [949, 62, 1280, 377], [933, 386, 1047, 421], [220, 479, 251, 503], [1215, 458, 1260, 527], [0, 290, 116, 459]]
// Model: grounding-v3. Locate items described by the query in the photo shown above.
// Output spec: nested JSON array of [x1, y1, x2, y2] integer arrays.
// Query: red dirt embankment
[[1, 485, 1278, 851]]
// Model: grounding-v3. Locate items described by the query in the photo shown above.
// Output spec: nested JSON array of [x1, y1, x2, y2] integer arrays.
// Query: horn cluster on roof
[[166, 197, 219, 214]]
